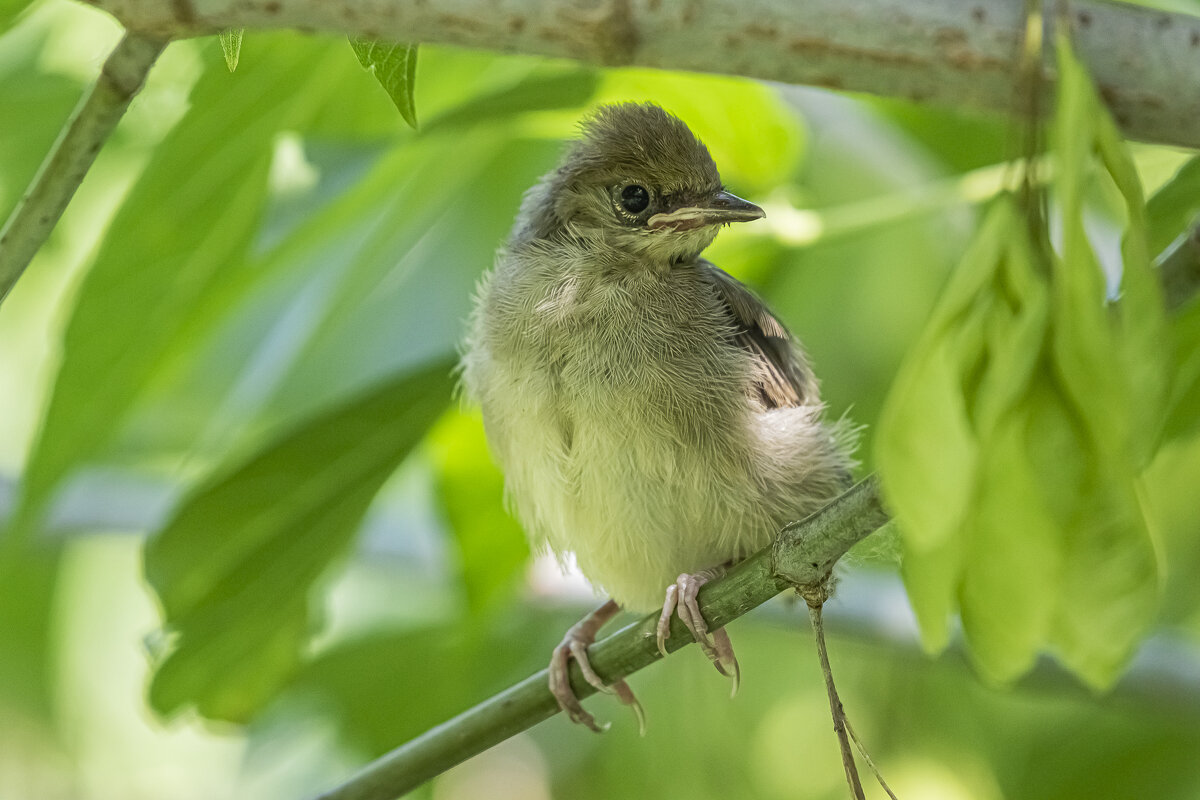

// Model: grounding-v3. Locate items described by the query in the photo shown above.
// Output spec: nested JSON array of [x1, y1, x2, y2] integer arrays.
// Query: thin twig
[[846, 717, 901, 800], [0, 31, 167, 305], [807, 600, 867, 800], [310, 478, 889, 800]]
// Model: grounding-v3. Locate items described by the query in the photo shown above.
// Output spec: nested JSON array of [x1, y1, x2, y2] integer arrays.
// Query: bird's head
[[519, 103, 764, 266]]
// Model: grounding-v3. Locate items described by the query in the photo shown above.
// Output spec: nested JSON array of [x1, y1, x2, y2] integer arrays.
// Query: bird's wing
[[698, 261, 818, 409]]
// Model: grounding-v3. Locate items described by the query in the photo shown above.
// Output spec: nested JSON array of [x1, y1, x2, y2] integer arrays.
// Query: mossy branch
[[310, 478, 889, 800]]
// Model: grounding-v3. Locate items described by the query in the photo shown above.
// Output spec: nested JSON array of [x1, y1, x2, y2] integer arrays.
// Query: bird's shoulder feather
[[696, 260, 817, 409]]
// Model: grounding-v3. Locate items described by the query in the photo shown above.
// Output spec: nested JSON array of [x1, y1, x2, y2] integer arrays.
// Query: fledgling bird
[[462, 102, 853, 730]]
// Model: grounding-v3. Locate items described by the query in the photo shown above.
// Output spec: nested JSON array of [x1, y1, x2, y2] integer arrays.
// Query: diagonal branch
[[80, 0, 1200, 150], [0, 31, 166, 305], [310, 478, 889, 800]]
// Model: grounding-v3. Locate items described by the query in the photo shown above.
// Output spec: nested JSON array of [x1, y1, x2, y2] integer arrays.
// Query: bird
[[461, 102, 853, 731]]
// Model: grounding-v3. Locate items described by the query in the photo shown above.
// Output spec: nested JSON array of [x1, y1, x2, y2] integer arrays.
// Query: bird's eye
[[619, 184, 651, 214]]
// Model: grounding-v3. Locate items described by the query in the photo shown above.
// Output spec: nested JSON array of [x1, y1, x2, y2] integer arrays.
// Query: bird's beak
[[647, 189, 765, 232]]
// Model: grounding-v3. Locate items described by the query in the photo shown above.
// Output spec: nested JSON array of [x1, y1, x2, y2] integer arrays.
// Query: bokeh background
[[2, 2, 1200, 798]]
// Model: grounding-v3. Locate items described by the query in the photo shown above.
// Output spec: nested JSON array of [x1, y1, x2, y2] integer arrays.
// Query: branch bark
[[0, 31, 165, 304], [79, 0, 1200, 150], [310, 478, 888, 800]]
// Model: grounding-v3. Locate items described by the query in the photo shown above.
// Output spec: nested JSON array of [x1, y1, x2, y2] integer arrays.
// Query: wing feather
[[699, 261, 817, 409]]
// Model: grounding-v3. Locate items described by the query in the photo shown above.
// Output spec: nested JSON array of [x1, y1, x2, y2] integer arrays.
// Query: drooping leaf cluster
[[877, 34, 1173, 686]]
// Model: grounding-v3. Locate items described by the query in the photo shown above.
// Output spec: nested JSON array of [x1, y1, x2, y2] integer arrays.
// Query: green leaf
[[1093, 77, 1170, 461], [958, 405, 1062, 682], [878, 334, 980, 554], [0, 0, 32, 30], [954, 213, 1059, 680], [422, 68, 599, 133], [145, 360, 454, 721], [898, 530, 964, 655], [1146, 155, 1200, 255], [876, 201, 1015, 648], [9, 39, 364, 536], [879, 331, 979, 649], [0, 543, 63, 720], [1038, 32, 1164, 686], [218, 29, 244, 72], [286, 609, 569, 754], [350, 38, 419, 129], [971, 204, 1049, 436], [0, 66, 82, 224], [1050, 32, 1168, 468], [1161, 298, 1200, 440], [428, 410, 530, 616], [262, 136, 559, 417], [1047, 462, 1160, 688], [1051, 39, 1131, 466]]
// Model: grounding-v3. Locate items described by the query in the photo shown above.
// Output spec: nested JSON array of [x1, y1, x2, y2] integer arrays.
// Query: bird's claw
[[549, 618, 646, 734], [655, 571, 741, 693]]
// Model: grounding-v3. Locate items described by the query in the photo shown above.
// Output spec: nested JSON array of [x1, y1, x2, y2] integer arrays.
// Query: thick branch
[[310, 478, 886, 800], [0, 31, 165, 305], [80, 0, 1200, 150]]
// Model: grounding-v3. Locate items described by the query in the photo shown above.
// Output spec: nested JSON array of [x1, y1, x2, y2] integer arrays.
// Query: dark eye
[[619, 184, 650, 214]]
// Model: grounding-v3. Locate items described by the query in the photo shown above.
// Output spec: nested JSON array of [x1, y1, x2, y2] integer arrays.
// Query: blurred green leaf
[[287, 608, 567, 755], [971, 228, 1049, 435], [1052, 32, 1169, 469], [1146, 155, 1200, 255], [146, 360, 454, 721], [1051, 45, 1133, 468], [0, 55, 83, 222], [959, 406, 1061, 682], [11, 36, 423, 536], [1048, 471, 1160, 688], [0, 544, 62, 720], [219, 29, 244, 72], [1093, 79, 1169, 462], [422, 68, 599, 132], [1019, 35, 1162, 687], [881, 333, 975, 650], [866, 97, 1012, 173], [0, 0, 31, 31], [1162, 299, 1200, 440], [350, 38, 418, 129], [876, 202, 1012, 648], [106, 69, 580, 474], [429, 410, 530, 616], [10, 40, 323, 535], [956, 223, 1061, 681], [881, 32, 1169, 687], [264, 136, 560, 417]]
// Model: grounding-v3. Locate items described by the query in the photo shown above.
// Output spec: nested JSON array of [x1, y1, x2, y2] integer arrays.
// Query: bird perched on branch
[[462, 102, 853, 730]]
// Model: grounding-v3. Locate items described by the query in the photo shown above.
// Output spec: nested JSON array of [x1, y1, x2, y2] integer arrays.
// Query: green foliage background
[[2, 2, 1200, 799]]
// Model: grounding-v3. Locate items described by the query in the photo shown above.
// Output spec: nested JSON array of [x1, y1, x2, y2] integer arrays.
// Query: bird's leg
[[655, 567, 741, 692], [549, 598, 646, 734]]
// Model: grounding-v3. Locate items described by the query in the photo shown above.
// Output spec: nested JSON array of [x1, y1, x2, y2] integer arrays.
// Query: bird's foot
[[656, 569, 741, 694], [549, 600, 646, 734]]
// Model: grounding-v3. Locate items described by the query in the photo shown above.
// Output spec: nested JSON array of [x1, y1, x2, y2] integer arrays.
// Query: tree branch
[[79, 0, 1200, 150], [0, 31, 165, 305], [309, 478, 888, 800]]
